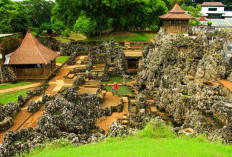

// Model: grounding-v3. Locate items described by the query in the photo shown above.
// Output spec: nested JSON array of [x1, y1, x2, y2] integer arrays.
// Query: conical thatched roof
[[160, 2, 195, 20], [9, 29, 59, 65]]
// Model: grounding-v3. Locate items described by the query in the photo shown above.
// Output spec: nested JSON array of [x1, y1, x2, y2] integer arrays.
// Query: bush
[[61, 29, 70, 38], [207, 21, 213, 26], [73, 15, 97, 37], [189, 19, 200, 26], [52, 21, 65, 35], [138, 118, 176, 138]]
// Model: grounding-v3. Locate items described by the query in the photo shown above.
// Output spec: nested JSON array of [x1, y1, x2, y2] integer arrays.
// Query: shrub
[[138, 118, 176, 138], [61, 29, 70, 38], [189, 19, 200, 26], [207, 21, 213, 26], [73, 15, 97, 37]]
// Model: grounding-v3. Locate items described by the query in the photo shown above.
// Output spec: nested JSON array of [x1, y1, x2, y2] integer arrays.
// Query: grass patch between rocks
[[85, 32, 157, 42], [102, 77, 132, 85], [56, 56, 69, 64], [0, 89, 29, 105], [0, 82, 32, 90], [104, 85, 135, 95]]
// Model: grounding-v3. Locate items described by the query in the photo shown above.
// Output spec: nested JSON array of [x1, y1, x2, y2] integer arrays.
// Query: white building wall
[[201, 6, 226, 17], [224, 11, 232, 17]]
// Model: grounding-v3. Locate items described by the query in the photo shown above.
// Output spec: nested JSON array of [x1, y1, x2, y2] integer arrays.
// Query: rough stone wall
[[0, 85, 125, 156], [0, 83, 48, 133], [0, 66, 17, 83], [38, 37, 60, 51], [60, 42, 89, 56], [106, 40, 127, 76], [136, 29, 232, 143]]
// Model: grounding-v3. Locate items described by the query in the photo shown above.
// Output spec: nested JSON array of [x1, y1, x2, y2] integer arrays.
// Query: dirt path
[[0, 54, 130, 142], [0, 96, 40, 142], [0, 55, 89, 143], [100, 94, 120, 109], [96, 95, 129, 133], [0, 83, 41, 94], [19, 106, 45, 129]]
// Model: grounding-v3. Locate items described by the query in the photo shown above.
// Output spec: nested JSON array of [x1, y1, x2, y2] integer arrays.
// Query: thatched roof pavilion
[[160, 2, 194, 34], [6, 29, 59, 79]]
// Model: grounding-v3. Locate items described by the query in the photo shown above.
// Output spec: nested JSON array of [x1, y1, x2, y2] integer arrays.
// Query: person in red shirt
[[111, 82, 118, 95]]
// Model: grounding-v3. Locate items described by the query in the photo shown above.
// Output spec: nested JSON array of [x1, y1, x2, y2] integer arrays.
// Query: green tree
[[9, 2, 30, 34], [39, 23, 52, 35], [0, 0, 13, 33], [22, 0, 55, 27], [53, 0, 168, 35], [52, 21, 65, 35], [189, 19, 200, 26], [0, 0, 30, 34], [73, 15, 97, 37], [61, 29, 70, 38], [181, 4, 202, 17]]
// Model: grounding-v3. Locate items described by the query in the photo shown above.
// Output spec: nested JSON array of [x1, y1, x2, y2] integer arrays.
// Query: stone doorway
[[127, 59, 139, 70]]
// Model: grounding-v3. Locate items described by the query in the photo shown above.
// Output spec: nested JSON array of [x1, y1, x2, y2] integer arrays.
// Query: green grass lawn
[[56, 56, 69, 64], [53, 31, 156, 42], [25, 120, 232, 157], [0, 82, 32, 90], [54, 32, 86, 42], [86, 32, 157, 42], [0, 89, 29, 105], [102, 77, 132, 85], [26, 136, 232, 157], [54, 37, 71, 42], [104, 85, 134, 95]]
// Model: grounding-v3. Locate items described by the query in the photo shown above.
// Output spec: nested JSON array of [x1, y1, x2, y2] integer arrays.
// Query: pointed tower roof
[[199, 16, 207, 21], [160, 2, 195, 20], [9, 28, 59, 65], [169, 2, 185, 13]]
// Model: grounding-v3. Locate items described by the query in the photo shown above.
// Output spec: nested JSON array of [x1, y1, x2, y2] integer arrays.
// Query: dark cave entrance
[[127, 59, 139, 70], [141, 84, 146, 90]]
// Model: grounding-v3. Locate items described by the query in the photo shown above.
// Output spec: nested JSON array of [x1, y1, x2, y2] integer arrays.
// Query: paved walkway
[[49, 80, 72, 92], [0, 83, 41, 94]]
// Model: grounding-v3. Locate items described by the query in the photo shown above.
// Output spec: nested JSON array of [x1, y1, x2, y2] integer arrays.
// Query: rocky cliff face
[[136, 29, 232, 143]]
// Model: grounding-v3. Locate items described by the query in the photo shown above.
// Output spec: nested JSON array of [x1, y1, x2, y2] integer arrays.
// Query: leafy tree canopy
[[0, 0, 54, 34], [52, 0, 168, 36]]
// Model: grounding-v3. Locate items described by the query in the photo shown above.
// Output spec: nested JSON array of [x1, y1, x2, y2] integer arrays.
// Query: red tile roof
[[160, 2, 195, 20], [199, 16, 207, 21], [9, 29, 59, 65], [201, 2, 226, 7]]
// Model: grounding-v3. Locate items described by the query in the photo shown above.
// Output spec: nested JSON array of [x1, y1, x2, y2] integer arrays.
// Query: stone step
[[147, 99, 155, 103], [187, 74, 194, 80], [83, 85, 100, 88], [121, 120, 129, 125], [219, 80, 232, 92], [91, 70, 104, 72], [122, 97, 129, 103], [203, 81, 219, 86], [122, 115, 128, 120], [101, 90, 107, 94], [130, 100, 136, 103], [130, 106, 137, 113], [150, 106, 158, 113]]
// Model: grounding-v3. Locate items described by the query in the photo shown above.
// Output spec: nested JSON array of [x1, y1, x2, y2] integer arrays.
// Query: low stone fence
[[189, 26, 232, 35]]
